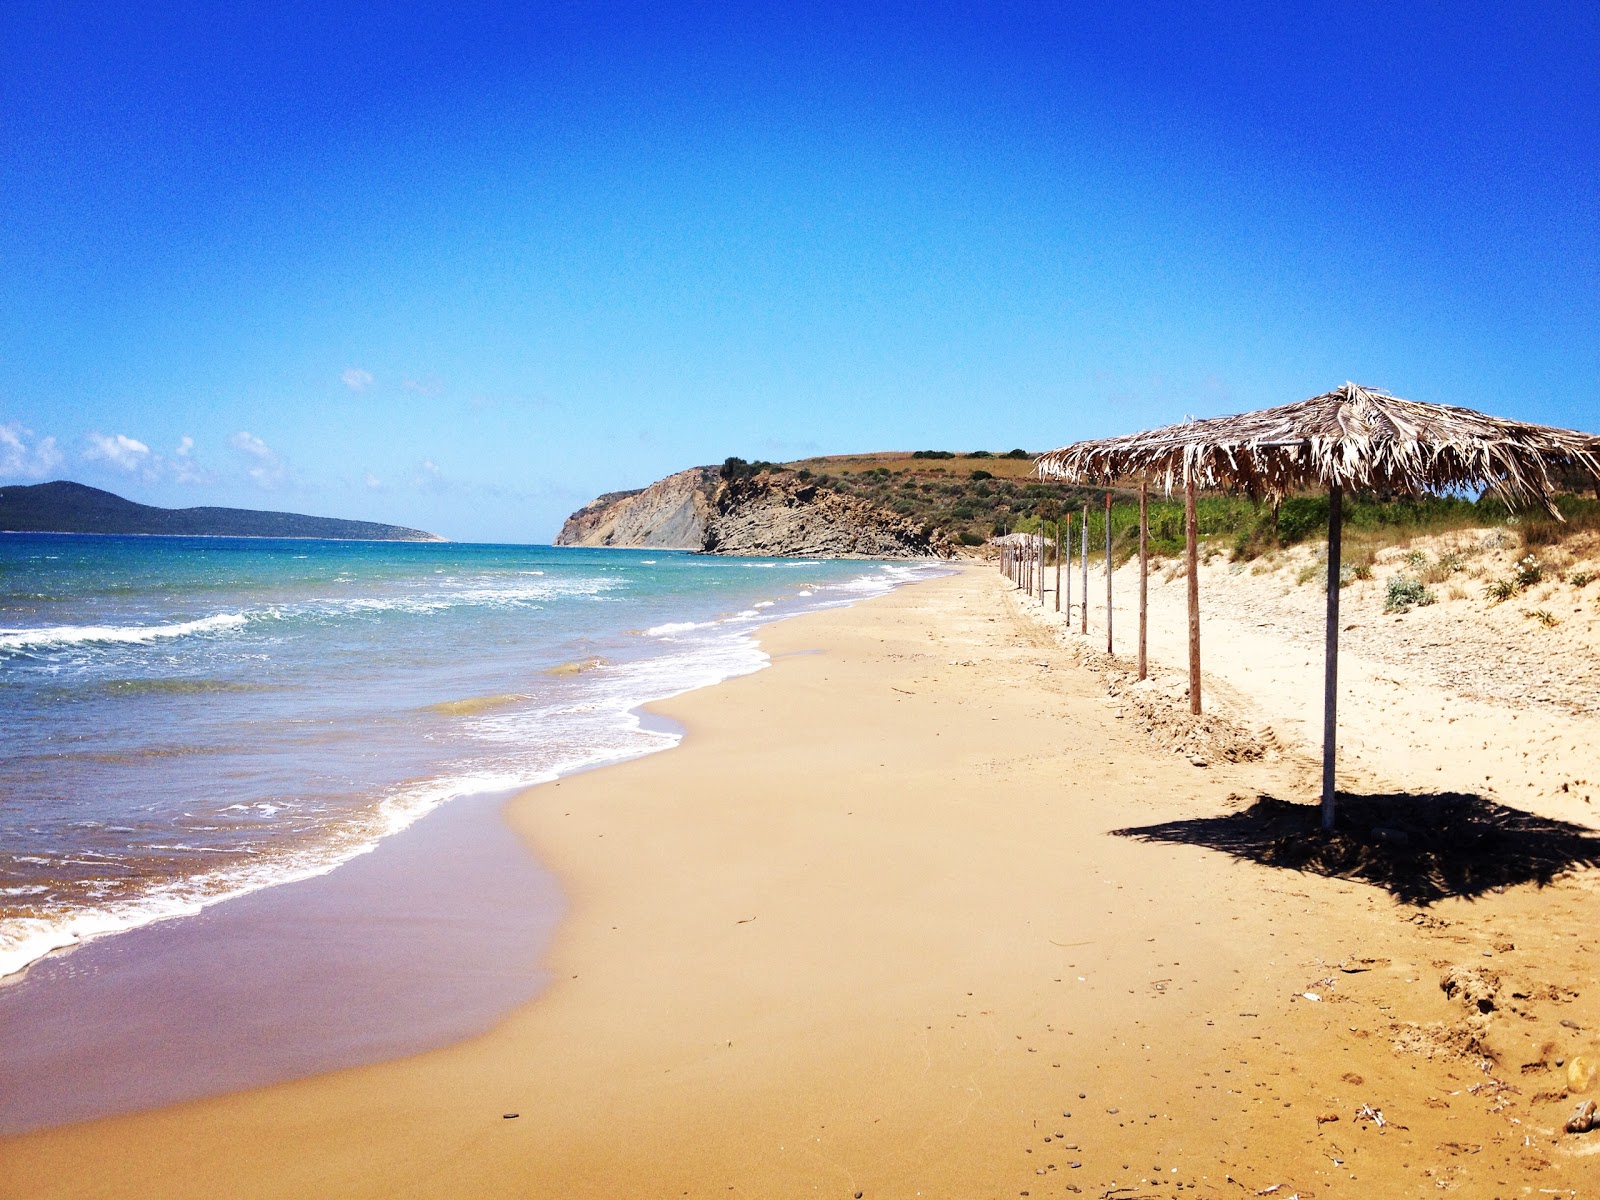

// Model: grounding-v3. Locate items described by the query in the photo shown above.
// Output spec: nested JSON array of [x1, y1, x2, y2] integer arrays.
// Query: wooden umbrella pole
[[1104, 491, 1113, 655], [1322, 483, 1343, 830], [1138, 479, 1149, 680], [1054, 520, 1062, 612], [1185, 471, 1201, 715], [1080, 503, 1089, 636], [1039, 530, 1045, 605], [1065, 514, 1072, 621]]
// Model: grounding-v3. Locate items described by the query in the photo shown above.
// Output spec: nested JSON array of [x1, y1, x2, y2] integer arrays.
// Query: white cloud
[[171, 435, 208, 485], [230, 431, 288, 488], [341, 368, 374, 392], [0, 423, 64, 480], [84, 432, 153, 473], [411, 458, 449, 492], [364, 472, 384, 490]]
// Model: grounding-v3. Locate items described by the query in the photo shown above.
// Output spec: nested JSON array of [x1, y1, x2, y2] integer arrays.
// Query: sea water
[[0, 535, 943, 980]]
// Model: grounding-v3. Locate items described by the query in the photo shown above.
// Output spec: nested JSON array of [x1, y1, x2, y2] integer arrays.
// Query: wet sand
[[0, 790, 562, 1134], [4, 565, 1598, 1196]]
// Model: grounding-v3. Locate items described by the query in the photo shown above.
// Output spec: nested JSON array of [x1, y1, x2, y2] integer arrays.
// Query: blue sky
[[2, 3, 1595, 542]]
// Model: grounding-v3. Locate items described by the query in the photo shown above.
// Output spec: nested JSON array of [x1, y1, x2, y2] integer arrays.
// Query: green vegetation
[[756, 448, 1600, 559], [1485, 577, 1519, 604], [721, 456, 780, 480], [1385, 575, 1436, 613], [1513, 554, 1544, 589]]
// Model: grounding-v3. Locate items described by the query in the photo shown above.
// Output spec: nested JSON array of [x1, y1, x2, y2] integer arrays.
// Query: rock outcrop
[[556, 467, 956, 559], [555, 469, 718, 549]]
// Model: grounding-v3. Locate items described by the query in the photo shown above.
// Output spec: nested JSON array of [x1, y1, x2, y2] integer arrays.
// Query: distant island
[[0, 481, 444, 542]]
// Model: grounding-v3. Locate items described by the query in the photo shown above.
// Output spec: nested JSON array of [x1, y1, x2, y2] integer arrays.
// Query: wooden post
[[1054, 520, 1062, 612], [1080, 503, 1089, 636], [1038, 530, 1045, 605], [1104, 491, 1113, 656], [1185, 471, 1201, 715], [1322, 484, 1343, 830], [1138, 479, 1149, 680], [1064, 513, 1072, 623]]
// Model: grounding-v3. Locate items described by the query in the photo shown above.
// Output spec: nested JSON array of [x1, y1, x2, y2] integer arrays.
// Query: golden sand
[[5, 565, 1598, 1197]]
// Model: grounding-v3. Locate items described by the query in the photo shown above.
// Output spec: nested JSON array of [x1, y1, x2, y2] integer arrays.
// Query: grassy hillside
[[740, 450, 1600, 562]]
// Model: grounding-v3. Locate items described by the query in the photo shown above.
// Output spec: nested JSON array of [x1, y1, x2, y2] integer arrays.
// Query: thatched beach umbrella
[[1034, 382, 1600, 829]]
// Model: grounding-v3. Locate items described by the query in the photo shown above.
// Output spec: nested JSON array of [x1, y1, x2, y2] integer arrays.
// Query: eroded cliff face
[[555, 468, 718, 549], [703, 472, 956, 558], [555, 467, 955, 559]]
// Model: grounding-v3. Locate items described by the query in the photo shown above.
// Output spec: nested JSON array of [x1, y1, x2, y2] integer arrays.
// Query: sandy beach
[[5, 562, 1599, 1198]]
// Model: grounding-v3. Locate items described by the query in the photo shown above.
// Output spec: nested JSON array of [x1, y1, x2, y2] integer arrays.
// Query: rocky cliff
[[555, 469, 719, 549], [556, 466, 956, 558]]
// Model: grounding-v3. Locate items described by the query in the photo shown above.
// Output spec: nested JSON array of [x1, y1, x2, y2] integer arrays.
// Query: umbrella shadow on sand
[[1115, 791, 1600, 906]]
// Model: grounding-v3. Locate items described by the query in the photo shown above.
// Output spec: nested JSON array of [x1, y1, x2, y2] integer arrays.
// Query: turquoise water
[[0, 535, 942, 978]]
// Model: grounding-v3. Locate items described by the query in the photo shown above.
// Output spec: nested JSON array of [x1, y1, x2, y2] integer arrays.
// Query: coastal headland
[[5, 564, 1599, 1197]]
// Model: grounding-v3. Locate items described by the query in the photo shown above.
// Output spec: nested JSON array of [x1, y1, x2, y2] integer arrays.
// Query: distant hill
[[556, 450, 1077, 555], [0, 481, 444, 541]]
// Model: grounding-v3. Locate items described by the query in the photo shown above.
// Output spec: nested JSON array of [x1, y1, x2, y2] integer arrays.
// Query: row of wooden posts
[[998, 478, 1206, 715]]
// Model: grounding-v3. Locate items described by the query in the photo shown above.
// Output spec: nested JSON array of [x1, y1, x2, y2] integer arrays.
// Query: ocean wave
[[0, 613, 248, 653], [293, 577, 617, 619], [643, 620, 716, 637], [0, 766, 547, 982], [0, 552, 946, 983]]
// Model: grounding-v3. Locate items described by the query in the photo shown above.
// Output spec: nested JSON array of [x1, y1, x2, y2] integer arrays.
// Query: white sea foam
[[0, 613, 248, 652], [643, 620, 715, 637], [0, 766, 547, 982], [0, 552, 948, 983]]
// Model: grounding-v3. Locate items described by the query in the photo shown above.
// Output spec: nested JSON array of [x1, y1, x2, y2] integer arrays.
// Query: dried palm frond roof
[[1034, 382, 1600, 515]]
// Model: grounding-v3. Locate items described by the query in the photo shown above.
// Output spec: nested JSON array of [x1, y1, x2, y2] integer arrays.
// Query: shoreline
[[5, 564, 1597, 1195], [0, 788, 563, 1134], [1, 554, 944, 987], [0, 561, 945, 1127]]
